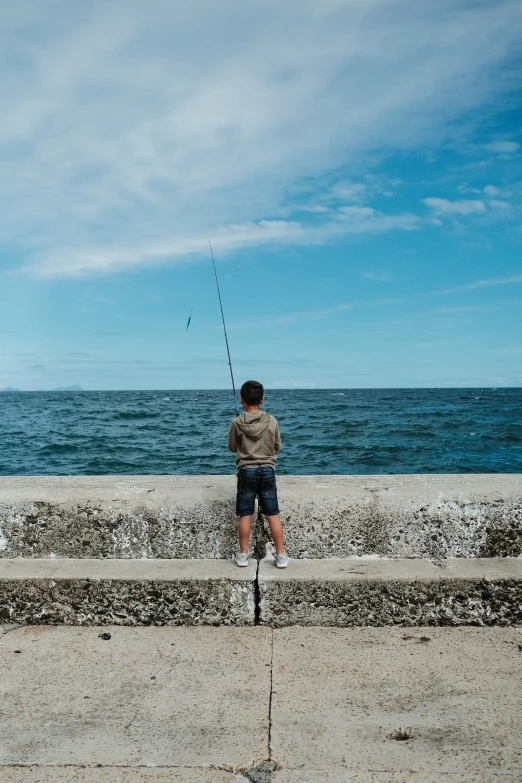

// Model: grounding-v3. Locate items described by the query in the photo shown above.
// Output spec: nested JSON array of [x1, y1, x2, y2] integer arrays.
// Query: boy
[[228, 380, 288, 568]]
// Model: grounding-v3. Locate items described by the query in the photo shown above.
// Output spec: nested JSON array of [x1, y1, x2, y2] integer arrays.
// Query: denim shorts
[[236, 465, 280, 516]]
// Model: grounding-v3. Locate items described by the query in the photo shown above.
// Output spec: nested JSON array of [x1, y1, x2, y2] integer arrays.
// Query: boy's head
[[240, 380, 264, 408]]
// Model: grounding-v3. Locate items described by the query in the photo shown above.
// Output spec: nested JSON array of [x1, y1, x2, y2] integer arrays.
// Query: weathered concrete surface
[[3, 555, 522, 629], [0, 771, 242, 782], [0, 477, 240, 561], [272, 776, 521, 783], [259, 557, 522, 627], [0, 559, 256, 626], [1, 475, 521, 560], [0, 626, 271, 769], [1, 627, 522, 782], [271, 627, 522, 782], [272, 774, 522, 783]]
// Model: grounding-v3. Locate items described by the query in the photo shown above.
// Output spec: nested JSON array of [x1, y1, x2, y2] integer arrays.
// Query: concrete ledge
[[1, 474, 521, 560], [0, 559, 256, 626], [259, 556, 522, 627]]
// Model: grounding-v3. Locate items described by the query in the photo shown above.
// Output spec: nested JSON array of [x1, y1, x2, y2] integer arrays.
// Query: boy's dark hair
[[240, 380, 264, 406]]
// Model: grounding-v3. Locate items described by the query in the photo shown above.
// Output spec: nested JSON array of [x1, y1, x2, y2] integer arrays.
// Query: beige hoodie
[[228, 410, 281, 469]]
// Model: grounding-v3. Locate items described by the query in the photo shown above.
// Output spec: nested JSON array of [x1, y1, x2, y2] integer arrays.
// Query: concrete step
[[1, 474, 521, 560], [0, 559, 256, 626], [2, 556, 522, 629], [258, 556, 522, 627]]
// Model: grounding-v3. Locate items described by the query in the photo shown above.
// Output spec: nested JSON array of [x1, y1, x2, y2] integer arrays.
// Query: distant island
[[0, 385, 84, 392]]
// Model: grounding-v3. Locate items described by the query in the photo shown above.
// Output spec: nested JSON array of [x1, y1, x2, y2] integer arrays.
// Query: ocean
[[0, 388, 521, 476]]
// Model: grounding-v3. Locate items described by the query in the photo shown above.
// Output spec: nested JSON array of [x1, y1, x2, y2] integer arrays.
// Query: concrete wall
[[1, 474, 521, 559]]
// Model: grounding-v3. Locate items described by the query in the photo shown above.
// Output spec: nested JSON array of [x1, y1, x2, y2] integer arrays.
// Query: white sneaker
[[275, 553, 289, 568], [235, 552, 249, 567]]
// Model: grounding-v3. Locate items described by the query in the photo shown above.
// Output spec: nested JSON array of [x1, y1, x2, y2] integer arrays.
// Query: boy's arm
[[228, 420, 238, 452], [274, 422, 281, 454]]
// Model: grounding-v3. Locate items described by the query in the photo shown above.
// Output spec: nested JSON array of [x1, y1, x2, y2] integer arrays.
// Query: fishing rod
[[209, 241, 239, 416]]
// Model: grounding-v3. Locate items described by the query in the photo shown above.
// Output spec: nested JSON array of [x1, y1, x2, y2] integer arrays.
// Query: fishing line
[[209, 241, 239, 416]]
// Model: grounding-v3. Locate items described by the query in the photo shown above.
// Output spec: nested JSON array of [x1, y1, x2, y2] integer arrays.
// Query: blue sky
[[0, 0, 521, 390]]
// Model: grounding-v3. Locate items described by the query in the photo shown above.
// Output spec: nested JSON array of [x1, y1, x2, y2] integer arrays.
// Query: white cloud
[[457, 185, 481, 194], [423, 198, 486, 215], [483, 184, 502, 196], [487, 141, 520, 154], [1, 0, 522, 276], [329, 182, 368, 202], [299, 205, 331, 214], [336, 206, 419, 232], [489, 199, 512, 209]]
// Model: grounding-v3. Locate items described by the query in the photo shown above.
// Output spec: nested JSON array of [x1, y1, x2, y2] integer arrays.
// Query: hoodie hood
[[235, 411, 271, 441]]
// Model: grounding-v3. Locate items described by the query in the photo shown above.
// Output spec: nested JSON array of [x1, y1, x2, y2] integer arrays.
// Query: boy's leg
[[258, 467, 285, 555], [238, 515, 253, 554], [236, 467, 258, 554], [265, 514, 284, 555]]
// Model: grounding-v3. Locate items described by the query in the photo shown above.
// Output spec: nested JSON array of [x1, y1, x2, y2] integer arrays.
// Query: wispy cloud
[[336, 206, 419, 232], [28, 210, 421, 277], [488, 345, 522, 355], [441, 274, 522, 294], [487, 141, 520, 154], [489, 199, 512, 210], [436, 306, 481, 313], [329, 181, 368, 203], [362, 271, 393, 281], [231, 303, 350, 329], [1, 0, 522, 277], [192, 358, 313, 367], [423, 198, 486, 216]]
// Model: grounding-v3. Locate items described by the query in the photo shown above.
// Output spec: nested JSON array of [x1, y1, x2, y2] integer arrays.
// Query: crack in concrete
[[254, 560, 261, 626], [238, 629, 277, 780], [268, 630, 274, 762]]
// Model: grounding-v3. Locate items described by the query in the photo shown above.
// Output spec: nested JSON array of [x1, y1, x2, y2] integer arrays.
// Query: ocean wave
[[1, 388, 521, 475], [114, 411, 159, 419]]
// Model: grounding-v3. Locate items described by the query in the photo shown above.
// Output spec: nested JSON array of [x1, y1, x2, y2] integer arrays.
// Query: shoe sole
[[235, 561, 249, 567], [276, 562, 288, 568]]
